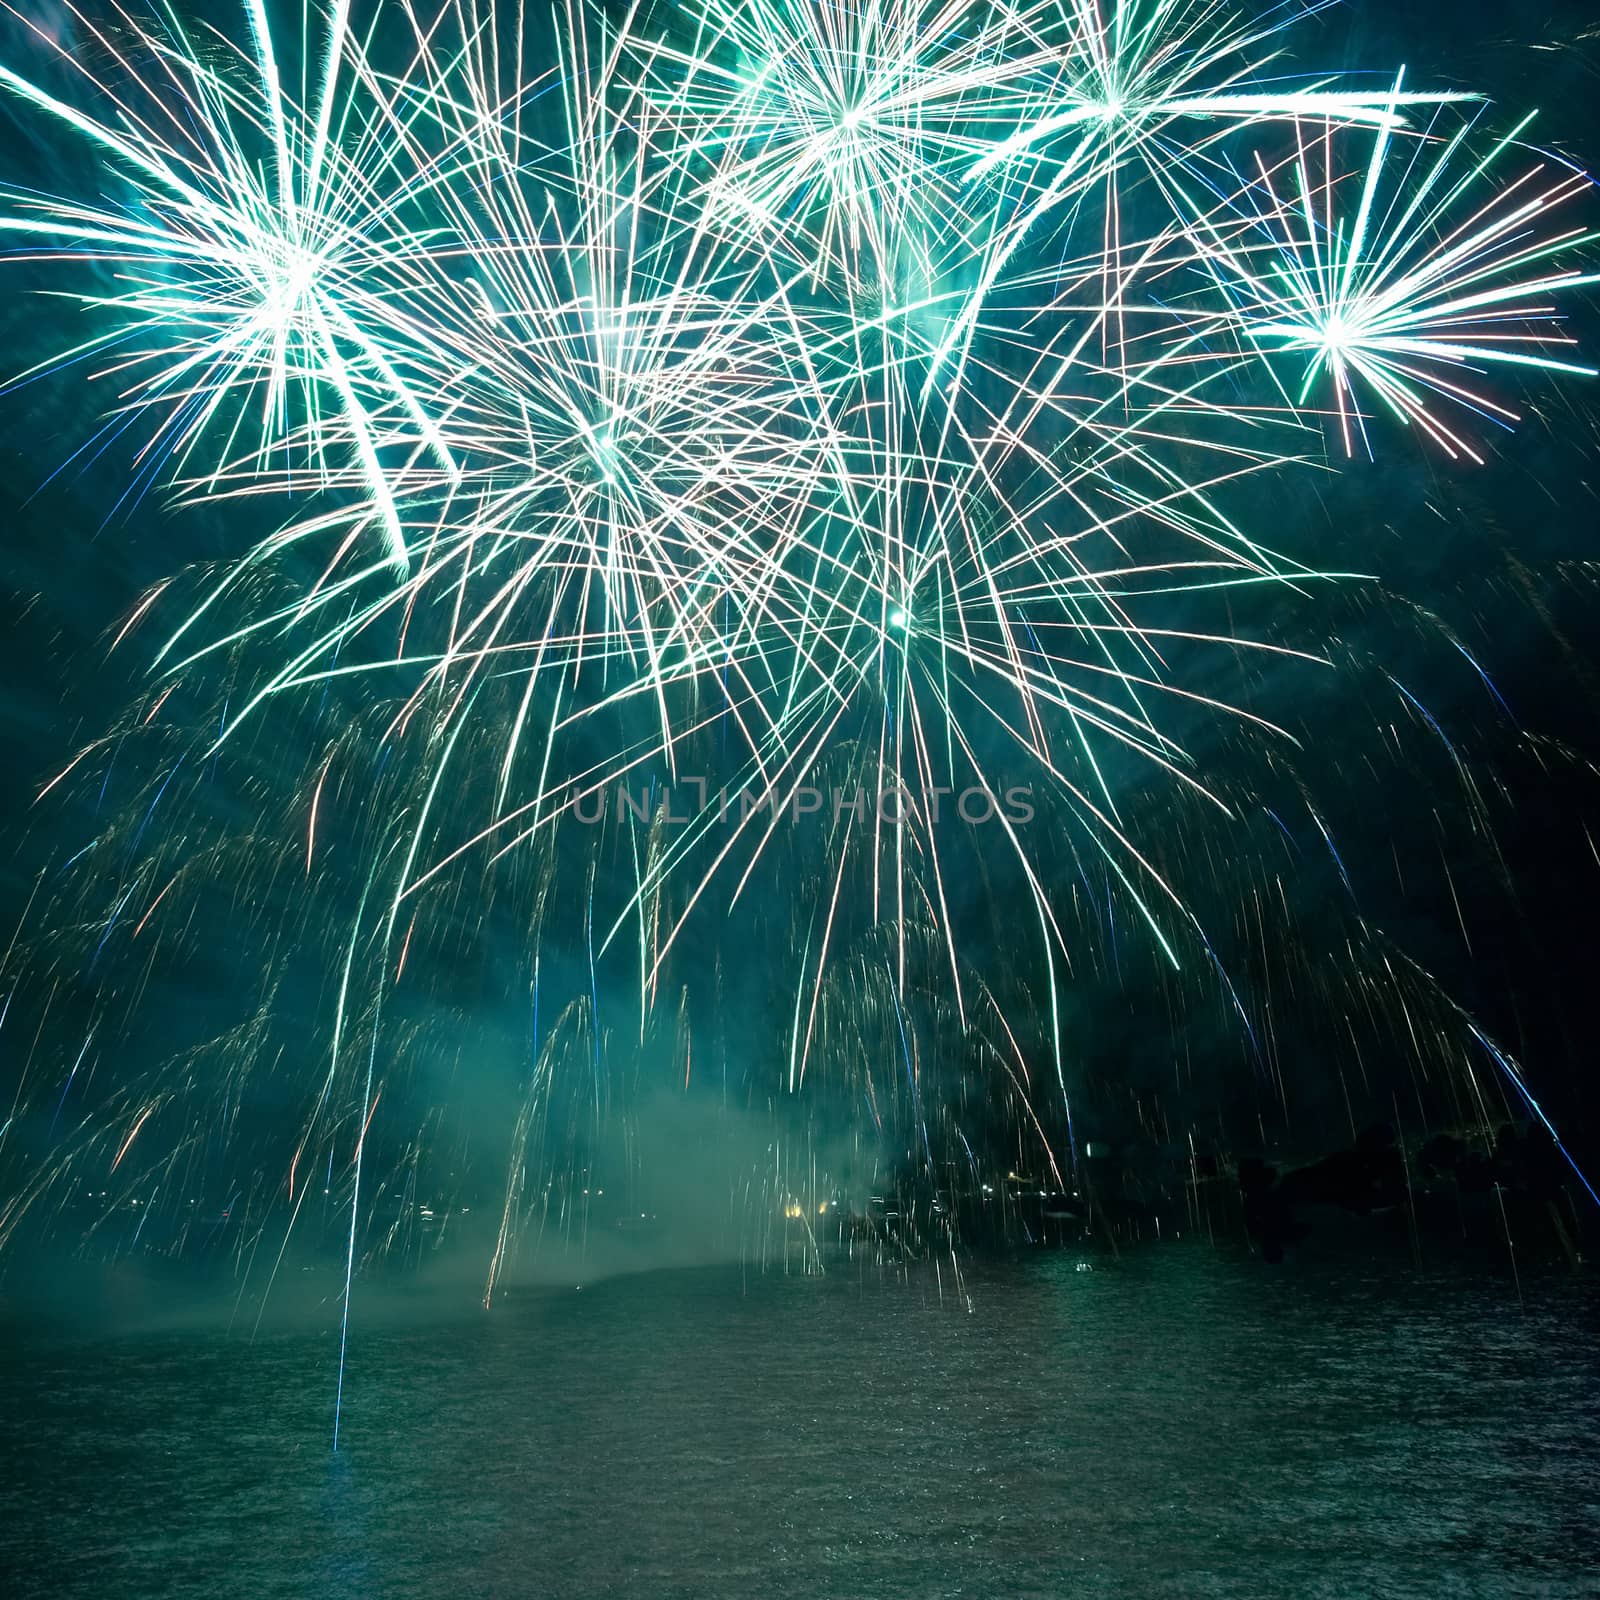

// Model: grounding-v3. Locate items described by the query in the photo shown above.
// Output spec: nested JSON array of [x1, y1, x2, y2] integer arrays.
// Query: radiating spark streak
[[110, 1100, 158, 1171], [308, 762, 332, 875], [35, 740, 114, 805], [110, 580, 173, 652]]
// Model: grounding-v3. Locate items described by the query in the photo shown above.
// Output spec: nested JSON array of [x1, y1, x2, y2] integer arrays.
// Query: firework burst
[[0, 0, 1594, 1363], [1189, 86, 1600, 458], [0, 0, 474, 563]]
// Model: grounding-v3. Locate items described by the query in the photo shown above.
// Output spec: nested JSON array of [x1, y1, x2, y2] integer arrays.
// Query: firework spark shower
[[2, 0, 1600, 1542]]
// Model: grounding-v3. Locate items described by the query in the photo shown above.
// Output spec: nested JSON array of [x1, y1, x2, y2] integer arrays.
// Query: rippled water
[[3, 1249, 1597, 1598]]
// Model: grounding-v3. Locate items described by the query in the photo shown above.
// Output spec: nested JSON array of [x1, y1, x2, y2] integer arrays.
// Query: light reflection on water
[[3, 1248, 1597, 1598]]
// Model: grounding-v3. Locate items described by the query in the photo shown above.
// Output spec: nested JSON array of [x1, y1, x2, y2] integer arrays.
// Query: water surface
[[3, 1249, 1596, 1597]]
